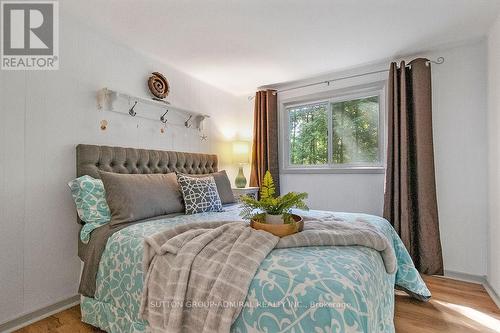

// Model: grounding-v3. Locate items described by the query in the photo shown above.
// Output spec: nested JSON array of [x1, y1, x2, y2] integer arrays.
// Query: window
[[283, 85, 384, 172]]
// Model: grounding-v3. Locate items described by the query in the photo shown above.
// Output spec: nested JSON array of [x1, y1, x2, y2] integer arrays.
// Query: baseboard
[[444, 270, 487, 284], [483, 280, 500, 308], [0, 295, 80, 333], [444, 270, 500, 309]]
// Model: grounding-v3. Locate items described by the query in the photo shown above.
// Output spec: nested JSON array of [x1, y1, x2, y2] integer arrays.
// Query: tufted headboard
[[76, 144, 218, 178], [76, 144, 218, 223]]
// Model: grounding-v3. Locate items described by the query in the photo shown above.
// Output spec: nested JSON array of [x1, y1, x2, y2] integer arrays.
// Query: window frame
[[280, 81, 386, 174]]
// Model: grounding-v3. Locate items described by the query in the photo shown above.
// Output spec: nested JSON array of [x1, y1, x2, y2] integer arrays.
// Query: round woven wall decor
[[148, 72, 170, 99]]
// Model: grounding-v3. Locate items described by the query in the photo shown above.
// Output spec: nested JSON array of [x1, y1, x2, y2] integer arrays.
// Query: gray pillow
[[98, 171, 184, 225], [182, 170, 235, 204], [177, 174, 223, 214]]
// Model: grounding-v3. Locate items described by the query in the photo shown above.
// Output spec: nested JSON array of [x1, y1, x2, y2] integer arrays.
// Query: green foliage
[[288, 96, 379, 165], [289, 103, 328, 165], [260, 171, 275, 199], [239, 171, 309, 223]]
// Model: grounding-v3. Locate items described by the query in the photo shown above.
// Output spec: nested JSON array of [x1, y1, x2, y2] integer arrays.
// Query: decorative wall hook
[[100, 119, 108, 131], [160, 110, 169, 124], [129, 101, 138, 117], [184, 115, 193, 128]]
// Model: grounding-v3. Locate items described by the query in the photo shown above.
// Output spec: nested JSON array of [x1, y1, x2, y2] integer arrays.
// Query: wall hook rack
[[129, 101, 138, 117], [160, 110, 169, 124], [96, 87, 210, 130]]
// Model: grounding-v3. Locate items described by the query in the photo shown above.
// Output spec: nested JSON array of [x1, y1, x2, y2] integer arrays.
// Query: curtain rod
[[248, 57, 444, 101]]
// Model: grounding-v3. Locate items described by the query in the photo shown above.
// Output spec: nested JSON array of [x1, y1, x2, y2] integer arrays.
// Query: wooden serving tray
[[250, 214, 304, 237]]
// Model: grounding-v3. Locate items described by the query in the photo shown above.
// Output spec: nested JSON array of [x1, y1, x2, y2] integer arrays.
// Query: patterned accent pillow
[[177, 174, 223, 214], [68, 175, 111, 243]]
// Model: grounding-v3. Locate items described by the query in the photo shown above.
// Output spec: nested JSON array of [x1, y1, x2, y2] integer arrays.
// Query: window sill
[[281, 166, 385, 174]]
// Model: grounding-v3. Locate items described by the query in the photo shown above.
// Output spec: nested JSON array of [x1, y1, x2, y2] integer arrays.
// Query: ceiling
[[64, 0, 500, 95]]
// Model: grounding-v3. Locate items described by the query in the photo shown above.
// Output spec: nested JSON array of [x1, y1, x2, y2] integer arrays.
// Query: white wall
[[0, 11, 246, 324], [277, 40, 489, 277], [431, 41, 489, 277], [487, 14, 500, 297], [281, 173, 385, 215], [213, 97, 254, 187]]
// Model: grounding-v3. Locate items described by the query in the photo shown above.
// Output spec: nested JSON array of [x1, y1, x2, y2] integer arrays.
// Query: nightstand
[[232, 187, 259, 201]]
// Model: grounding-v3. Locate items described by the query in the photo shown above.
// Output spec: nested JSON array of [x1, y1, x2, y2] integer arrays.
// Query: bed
[[75, 144, 430, 333]]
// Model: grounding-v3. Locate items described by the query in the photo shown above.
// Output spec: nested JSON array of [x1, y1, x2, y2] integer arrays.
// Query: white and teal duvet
[[80, 206, 430, 333]]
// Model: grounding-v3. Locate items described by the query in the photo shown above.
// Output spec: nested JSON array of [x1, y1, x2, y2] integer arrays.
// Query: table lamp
[[232, 141, 250, 188]]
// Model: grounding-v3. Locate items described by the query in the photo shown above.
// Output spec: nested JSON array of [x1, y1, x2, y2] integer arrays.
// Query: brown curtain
[[383, 58, 443, 275], [250, 90, 280, 195]]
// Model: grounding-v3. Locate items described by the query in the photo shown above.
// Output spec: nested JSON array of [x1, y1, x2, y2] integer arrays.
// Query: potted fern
[[240, 171, 309, 225]]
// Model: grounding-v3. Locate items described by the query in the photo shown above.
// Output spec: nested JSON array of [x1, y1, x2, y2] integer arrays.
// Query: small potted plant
[[240, 171, 309, 226]]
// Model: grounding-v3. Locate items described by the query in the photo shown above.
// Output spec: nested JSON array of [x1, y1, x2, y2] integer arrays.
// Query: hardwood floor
[[394, 276, 500, 333], [15, 276, 500, 333], [14, 306, 100, 333]]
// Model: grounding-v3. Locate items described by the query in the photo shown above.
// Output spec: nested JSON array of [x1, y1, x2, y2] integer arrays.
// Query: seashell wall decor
[[147, 72, 170, 100]]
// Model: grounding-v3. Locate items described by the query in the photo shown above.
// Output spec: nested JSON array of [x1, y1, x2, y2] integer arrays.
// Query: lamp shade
[[232, 141, 250, 164]]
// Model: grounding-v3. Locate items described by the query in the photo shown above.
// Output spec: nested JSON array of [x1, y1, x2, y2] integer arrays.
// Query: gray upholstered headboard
[[76, 144, 218, 223], [77, 144, 218, 178]]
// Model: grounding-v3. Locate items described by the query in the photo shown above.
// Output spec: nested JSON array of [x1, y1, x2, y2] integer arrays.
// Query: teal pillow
[[68, 175, 111, 243]]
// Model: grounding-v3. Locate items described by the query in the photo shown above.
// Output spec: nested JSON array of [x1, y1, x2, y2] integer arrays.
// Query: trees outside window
[[288, 102, 328, 165], [285, 89, 383, 171]]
